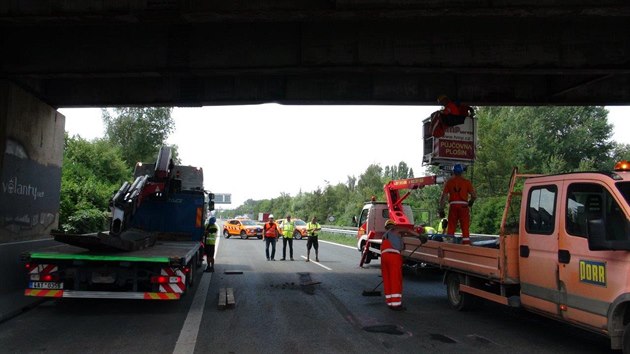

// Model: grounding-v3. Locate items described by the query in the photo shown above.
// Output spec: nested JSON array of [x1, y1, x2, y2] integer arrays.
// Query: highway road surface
[[0, 227, 614, 354]]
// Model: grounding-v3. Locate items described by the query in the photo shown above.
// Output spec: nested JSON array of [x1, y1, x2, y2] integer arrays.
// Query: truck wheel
[[446, 273, 477, 311], [187, 262, 195, 289], [240, 231, 247, 239], [223, 229, 230, 239], [622, 322, 630, 353], [293, 231, 302, 240], [197, 250, 204, 269], [365, 251, 373, 264]]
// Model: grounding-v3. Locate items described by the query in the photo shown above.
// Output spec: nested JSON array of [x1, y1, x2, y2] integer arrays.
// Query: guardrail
[[321, 226, 357, 237]]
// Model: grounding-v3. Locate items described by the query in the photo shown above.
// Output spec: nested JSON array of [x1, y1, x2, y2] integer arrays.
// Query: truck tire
[[223, 229, 230, 239], [365, 251, 373, 264], [623, 322, 630, 353], [240, 231, 247, 239], [187, 262, 195, 289], [197, 249, 204, 269], [446, 273, 478, 311], [293, 230, 302, 240]]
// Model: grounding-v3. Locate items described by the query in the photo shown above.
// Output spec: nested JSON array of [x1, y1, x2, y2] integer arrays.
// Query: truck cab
[[355, 201, 414, 262], [518, 167, 630, 349]]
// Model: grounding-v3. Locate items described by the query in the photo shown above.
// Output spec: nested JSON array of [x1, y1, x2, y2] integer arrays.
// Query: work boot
[[305, 258, 309, 262]]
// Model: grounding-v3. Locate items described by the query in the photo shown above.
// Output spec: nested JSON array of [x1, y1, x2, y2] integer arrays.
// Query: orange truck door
[[519, 181, 561, 317], [558, 180, 625, 331]]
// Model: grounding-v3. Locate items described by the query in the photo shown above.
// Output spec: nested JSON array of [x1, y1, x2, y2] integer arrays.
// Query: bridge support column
[[0, 80, 65, 320]]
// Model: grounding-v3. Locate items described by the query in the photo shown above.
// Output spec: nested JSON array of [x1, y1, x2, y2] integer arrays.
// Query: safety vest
[[306, 222, 321, 236], [264, 222, 279, 237], [205, 224, 218, 245], [282, 220, 295, 238], [423, 226, 437, 234]]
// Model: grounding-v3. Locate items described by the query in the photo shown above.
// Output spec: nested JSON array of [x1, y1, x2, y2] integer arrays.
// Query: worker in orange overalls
[[431, 95, 473, 138], [439, 164, 477, 245], [381, 219, 405, 311]]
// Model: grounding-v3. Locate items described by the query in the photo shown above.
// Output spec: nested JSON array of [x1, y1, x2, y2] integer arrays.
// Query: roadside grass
[[318, 231, 356, 247]]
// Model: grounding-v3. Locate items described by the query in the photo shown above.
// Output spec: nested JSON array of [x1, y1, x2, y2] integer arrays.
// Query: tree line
[[60, 106, 630, 235], [224, 106, 630, 233]]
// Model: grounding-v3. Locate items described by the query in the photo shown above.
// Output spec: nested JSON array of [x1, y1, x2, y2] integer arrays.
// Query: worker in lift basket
[[439, 164, 477, 245], [381, 219, 406, 311]]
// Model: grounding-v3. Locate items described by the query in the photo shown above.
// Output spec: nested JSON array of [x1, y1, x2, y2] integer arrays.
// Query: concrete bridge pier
[[0, 80, 65, 321]]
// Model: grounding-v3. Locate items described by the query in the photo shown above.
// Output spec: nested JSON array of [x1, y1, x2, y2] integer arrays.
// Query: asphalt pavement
[[0, 232, 615, 354]]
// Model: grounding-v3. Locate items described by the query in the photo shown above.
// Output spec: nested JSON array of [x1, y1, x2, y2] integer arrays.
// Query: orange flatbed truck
[[362, 163, 630, 352]]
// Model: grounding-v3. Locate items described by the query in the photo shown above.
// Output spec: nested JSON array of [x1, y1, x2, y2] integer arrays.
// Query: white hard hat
[[269, 214, 274, 219]]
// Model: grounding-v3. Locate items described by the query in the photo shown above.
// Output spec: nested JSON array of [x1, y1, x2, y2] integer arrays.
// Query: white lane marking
[[300, 255, 332, 270], [173, 271, 212, 354], [319, 240, 355, 250], [173, 231, 221, 354]]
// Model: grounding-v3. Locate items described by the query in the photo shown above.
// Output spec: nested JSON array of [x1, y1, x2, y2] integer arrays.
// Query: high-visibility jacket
[[306, 222, 321, 236], [205, 224, 218, 245], [282, 220, 295, 238], [264, 222, 280, 237], [423, 226, 437, 234]]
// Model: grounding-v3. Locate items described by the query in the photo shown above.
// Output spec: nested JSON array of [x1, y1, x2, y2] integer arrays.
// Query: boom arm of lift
[[359, 175, 441, 267], [383, 176, 441, 229]]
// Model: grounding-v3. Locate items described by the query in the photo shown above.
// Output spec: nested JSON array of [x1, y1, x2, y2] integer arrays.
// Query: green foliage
[[469, 197, 506, 235], [60, 135, 131, 233], [102, 107, 175, 168], [222, 106, 618, 236]]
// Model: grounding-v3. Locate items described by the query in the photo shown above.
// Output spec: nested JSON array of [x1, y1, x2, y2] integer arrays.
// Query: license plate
[[29, 281, 63, 290], [92, 272, 116, 284]]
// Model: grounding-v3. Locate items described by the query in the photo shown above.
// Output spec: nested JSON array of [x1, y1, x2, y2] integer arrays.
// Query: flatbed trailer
[[23, 240, 203, 300]]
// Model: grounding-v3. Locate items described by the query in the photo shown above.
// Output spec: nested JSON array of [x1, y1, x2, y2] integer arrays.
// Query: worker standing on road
[[439, 164, 477, 245], [305, 216, 322, 262], [381, 219, 405, 311], [263, 215, 280, 261], [281, 215, 295, 261], [204, 217, 218, 272]]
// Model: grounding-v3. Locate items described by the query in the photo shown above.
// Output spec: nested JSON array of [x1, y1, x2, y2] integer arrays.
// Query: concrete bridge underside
[[2, 1, 630, 107]]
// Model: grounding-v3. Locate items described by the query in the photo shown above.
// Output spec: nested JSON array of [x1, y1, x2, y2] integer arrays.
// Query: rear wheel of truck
[[622, 322, 630, 353], [240, 231, 247, 239], [187, 261, 195, 289], [446, 273, 478, 311], [223, 229, 230, 238]]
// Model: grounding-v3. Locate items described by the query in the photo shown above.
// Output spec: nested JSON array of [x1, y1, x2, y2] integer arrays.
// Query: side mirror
[[208, 201, 215, 212], [352, 216, 358, 226]]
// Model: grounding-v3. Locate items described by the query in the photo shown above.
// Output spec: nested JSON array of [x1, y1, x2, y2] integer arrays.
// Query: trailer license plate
[[29, 282, 63, 290], [92, 272, 116, 284]]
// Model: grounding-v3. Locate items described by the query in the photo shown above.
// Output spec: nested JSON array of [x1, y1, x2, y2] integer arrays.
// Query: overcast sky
[[60, 105, 630, 208]]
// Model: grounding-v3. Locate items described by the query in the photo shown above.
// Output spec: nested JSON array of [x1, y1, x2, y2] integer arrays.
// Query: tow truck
[[23, 146, 213, 300]]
